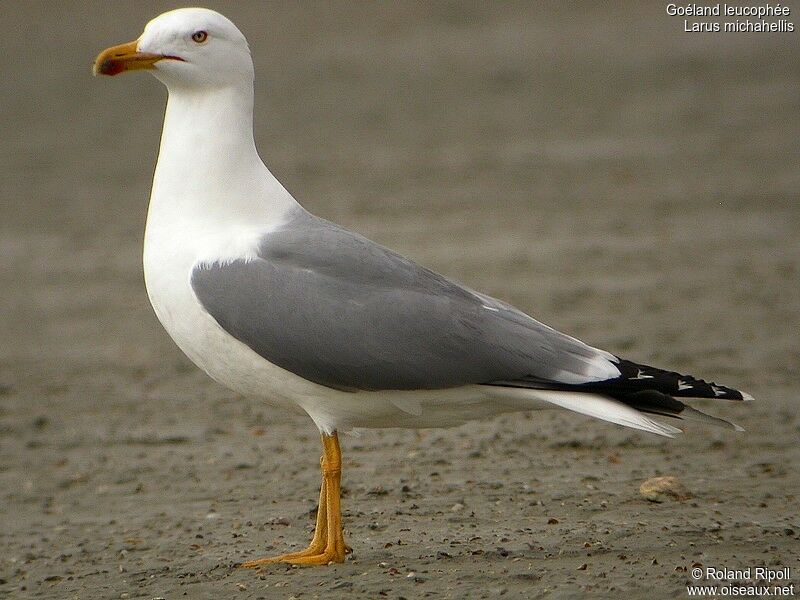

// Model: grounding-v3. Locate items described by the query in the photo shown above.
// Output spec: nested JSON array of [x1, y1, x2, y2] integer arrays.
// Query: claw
[[240, 432, 349, 569]]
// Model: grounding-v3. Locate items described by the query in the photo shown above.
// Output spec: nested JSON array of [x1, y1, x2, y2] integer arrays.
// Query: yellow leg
[[241, 432, 349, 568]]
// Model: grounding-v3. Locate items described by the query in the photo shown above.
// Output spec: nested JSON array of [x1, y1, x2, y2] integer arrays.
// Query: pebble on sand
[[639, 476, 690, 503]]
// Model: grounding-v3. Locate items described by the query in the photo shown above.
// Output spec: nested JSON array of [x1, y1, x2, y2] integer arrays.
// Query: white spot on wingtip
[[633, 369, 654, 380], [677, 379, 693, 391], [740, 390, 755, 402]]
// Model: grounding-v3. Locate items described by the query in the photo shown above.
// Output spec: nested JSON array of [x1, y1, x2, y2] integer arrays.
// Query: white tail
[[534, 391, 683, 437]]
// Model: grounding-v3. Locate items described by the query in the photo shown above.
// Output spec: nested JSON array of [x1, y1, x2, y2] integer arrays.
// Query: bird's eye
[[191, 31, 208, 43]]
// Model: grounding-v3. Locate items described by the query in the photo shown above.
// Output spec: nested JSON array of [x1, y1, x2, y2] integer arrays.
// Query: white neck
[[148, 82, 298, 230]]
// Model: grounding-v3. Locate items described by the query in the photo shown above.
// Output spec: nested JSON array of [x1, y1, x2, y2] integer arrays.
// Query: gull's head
[[93, 8, 253, 89]]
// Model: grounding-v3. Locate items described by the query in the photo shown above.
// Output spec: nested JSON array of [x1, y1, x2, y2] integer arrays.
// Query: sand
[[1, 2, 798, 598]]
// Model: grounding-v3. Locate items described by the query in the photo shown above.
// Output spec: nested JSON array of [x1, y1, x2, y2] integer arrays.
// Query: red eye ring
[[191, 30, 208, 43]]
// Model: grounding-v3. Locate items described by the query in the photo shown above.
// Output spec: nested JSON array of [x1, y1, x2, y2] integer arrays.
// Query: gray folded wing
[[190, 211, 619, 392]]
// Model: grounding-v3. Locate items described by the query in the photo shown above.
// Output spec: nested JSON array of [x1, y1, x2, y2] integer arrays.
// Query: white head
[[94, 8, 253, 90]]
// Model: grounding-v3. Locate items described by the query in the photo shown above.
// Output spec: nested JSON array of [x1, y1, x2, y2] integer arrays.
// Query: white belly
[[141, 220, 547, 433], [135, 85, 557, 434]]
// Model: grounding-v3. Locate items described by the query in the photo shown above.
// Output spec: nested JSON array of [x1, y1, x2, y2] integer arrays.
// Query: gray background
[[1, 2, 798, 598]]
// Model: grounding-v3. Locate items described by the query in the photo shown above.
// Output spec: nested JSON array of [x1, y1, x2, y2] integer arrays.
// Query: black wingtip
[[610, 359, 751, 402]]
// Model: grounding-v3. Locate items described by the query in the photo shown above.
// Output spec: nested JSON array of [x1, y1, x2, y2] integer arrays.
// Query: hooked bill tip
[[94, 58, 125, 76]]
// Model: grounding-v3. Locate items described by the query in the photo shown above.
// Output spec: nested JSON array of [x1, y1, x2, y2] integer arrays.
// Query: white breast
[[142, 216, 519, 430], [142, 212, 312, 413], [139, 83, 425, 431]]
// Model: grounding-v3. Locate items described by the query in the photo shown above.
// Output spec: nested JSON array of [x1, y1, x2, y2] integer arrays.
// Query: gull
[[93, 8, 752, 567]]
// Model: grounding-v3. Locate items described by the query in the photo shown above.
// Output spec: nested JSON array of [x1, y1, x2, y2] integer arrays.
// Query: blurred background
[[1, 2, 798, 598]]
